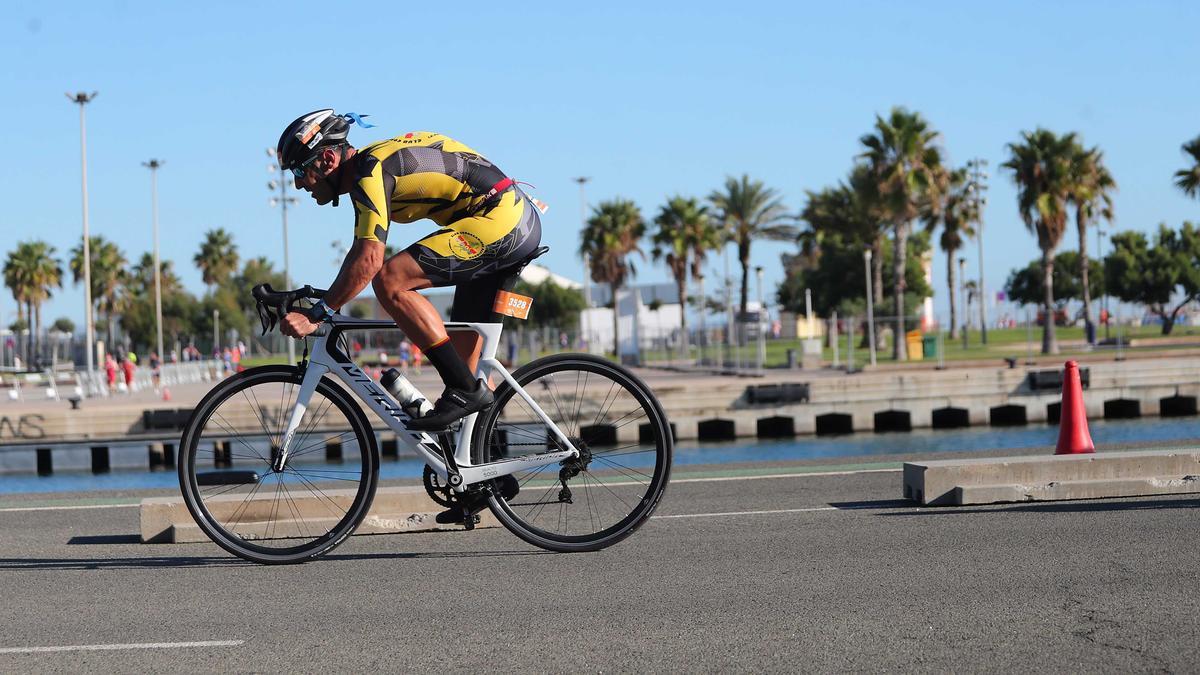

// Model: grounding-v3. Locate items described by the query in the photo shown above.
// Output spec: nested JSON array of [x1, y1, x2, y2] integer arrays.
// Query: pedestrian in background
[[121, 355, 136, 393], [149, 351, 162, 391], [104, 353, 118, 392]]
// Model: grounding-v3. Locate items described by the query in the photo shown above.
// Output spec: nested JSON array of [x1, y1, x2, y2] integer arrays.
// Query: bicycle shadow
[[0, 548, 550, 571]]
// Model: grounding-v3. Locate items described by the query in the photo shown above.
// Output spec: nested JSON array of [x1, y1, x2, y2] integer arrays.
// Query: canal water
[[1, 415, 1197, 495]]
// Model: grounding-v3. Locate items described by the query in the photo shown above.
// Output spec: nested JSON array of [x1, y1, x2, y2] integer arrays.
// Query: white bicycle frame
[[276, 316, 580, 492]]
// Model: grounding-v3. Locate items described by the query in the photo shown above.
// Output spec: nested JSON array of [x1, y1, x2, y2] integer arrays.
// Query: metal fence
[[1, 360, 223, 402]]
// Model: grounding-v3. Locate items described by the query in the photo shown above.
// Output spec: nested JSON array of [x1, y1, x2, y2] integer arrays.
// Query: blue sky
[[3, 0, 1198, 327]]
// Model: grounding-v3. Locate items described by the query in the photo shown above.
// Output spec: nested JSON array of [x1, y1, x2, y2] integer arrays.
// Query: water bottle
[[380, 368, 433, 417]]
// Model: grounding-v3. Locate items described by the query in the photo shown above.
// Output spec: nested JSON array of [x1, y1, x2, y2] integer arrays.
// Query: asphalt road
[[0, 464, 1198, 672]]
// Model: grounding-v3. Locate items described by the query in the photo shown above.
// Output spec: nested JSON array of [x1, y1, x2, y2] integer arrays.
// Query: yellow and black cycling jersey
[[347, 131, 543, 300], [348, 131, 515, 245]]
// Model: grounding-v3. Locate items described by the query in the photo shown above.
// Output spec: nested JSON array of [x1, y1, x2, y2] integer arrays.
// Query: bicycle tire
[[178, 365, 378, 564], [472, 353, 672, 552]]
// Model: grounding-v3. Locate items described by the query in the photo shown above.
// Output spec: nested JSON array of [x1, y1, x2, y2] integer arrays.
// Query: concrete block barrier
[[140, 485, 497, 543], [903, 448, 1200, 506]]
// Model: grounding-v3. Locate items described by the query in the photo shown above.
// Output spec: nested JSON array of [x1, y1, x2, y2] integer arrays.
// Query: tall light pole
[[573, 177, 591, 350], [959, 256, 968, 349], [966, 158, 989, 344], [863, 249, 877, 366], [266, 149, 297, 364], [1098, 228, 1109, 340], [67, 91, 98, 380], [755, 266, 765, 372], [143, 159, 165, 363]]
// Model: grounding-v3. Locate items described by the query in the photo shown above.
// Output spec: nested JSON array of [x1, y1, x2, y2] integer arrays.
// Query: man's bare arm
[[322, 239, 384, 309], [279, 239, 383, 338]]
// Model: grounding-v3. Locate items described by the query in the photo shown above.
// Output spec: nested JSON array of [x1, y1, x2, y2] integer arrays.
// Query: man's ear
[[321, 146, 341, 170]]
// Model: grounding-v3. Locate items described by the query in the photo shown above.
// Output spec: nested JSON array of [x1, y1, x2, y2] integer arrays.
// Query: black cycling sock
[[423, 338, 476, 391]]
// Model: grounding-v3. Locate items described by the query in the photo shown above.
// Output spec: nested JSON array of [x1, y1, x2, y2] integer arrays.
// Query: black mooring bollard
[[214, 441, 231, 467], [36, 448, 53, 476], [91, 446, 110, 474], [149, 442, 165, 470], [326, 438, 343, 462]]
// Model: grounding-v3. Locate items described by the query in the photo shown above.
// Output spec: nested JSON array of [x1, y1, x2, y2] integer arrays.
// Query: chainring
[[422, 464, 455, 508]]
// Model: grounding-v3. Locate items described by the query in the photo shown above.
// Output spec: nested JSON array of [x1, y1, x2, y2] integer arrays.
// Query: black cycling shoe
[[434, 475, 520, 524], [406, 380, 494, 431]]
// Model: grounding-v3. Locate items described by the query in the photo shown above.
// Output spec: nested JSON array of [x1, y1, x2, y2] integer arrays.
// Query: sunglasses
[[290, 155, 319, 179]]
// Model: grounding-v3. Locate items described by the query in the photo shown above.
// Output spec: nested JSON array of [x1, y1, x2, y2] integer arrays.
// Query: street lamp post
[[67, 91, 98, 383], [266, 149, 298, 364], [959, 257, 968, 349], [142, 159, 166, 364], [863, 250, 877, 366], [755, 266, 765, 373], [1098, 228, 1109, 341], [966, 158, 989, 344], [724, 246, 735, 367], [573, 177, 591, 351]]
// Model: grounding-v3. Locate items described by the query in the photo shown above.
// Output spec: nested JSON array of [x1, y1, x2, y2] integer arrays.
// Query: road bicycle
[[177, 253, 672, 564]]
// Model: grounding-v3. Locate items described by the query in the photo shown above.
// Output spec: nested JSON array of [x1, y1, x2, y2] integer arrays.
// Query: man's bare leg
[[372, 252, 482, 376], [372, 251, 492, 431]]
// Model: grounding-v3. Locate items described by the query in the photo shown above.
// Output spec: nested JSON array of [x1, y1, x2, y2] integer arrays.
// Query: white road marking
[[0, 640, 242, 654], [0, 503, 137, 513], [653, 506, 839, 519], [671, 468, 899, 484], [574, 467, 899, 490]]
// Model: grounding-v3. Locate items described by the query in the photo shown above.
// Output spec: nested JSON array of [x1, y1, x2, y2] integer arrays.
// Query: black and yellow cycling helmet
[[275, 109, 354, 172], [276, 110, 372, 205]]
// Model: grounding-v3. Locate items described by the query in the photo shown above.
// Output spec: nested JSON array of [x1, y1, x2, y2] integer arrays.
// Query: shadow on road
[[828, 499, 913, 510], [877, 497, 1200, 516], [68, 534, 143, 545], [0, 556, 247, 570], [0, 548, 549, 571]]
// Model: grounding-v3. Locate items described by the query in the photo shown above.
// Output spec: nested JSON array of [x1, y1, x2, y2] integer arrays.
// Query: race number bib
[[493, 290, 533, 320]]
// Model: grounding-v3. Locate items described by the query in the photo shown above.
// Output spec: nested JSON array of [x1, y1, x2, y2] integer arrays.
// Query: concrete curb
[[903, 448, 1200, 506], [140, 485, 497, 543]]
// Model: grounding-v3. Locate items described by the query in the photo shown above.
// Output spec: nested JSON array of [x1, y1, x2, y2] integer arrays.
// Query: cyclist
[[275, 109, 542, 431]]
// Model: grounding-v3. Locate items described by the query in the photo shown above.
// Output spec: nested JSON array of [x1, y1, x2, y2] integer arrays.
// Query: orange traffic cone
[[1055, 360, 1094, 454], [162, 387, 171, 402]]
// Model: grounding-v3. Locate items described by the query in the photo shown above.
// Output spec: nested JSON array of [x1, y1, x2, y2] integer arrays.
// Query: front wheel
[[178, 365, 378, 564], [473, 354, 672, 552]]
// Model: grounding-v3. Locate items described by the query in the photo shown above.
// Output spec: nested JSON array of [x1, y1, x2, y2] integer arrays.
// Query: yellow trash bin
[[905, 330, 924, 361]]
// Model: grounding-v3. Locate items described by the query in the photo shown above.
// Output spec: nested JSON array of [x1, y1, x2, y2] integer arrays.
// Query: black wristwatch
[[307, 299, 336, 324]]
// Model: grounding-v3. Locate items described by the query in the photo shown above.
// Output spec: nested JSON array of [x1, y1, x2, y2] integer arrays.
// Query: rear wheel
[[472, 354, 672, 552], [178, 366, 378, 564]]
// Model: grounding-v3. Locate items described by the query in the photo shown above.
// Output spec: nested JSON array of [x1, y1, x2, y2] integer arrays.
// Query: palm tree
[[859, 107, 947, 360], [579, 199, 646, 357], [70, 236, 128, 349], [1067, 144, 1116, 342], [1002, 129, 1077, 354], [923, 168, 978, 340], [194, 228, 239, 293], [1174, 135, 1200, 199], [708, 175, 796, 321], [651, 196, 721, 359], [4, 241, 63, 364], [801, 164, 888, 302]]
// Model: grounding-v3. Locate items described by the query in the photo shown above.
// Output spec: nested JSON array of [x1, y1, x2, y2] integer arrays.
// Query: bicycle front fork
[[274, 362, 328, 471]]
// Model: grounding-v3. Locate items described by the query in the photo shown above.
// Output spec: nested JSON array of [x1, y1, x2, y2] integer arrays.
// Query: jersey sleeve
[[350, 155, 395, 244]]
